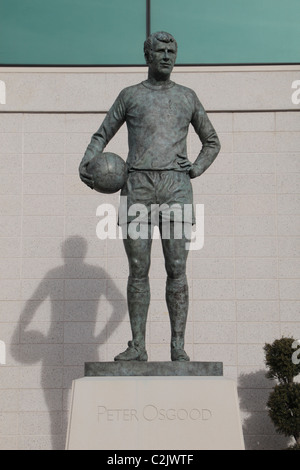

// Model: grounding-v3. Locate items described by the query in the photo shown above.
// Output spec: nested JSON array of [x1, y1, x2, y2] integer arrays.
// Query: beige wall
[[0, 66, 299, 450]]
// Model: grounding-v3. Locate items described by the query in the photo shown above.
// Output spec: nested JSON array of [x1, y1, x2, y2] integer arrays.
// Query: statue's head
[[144, 31, 177, 77]]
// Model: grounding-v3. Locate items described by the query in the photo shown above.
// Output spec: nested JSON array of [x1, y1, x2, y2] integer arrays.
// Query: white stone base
[[66, 377, 245, 450]]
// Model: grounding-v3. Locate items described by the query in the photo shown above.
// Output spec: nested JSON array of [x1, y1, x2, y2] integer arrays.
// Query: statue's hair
[[144, 31, 177, 64]]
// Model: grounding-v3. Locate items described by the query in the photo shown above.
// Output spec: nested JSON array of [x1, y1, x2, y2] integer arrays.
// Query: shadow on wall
[[11, 236, 127, 450], [238, 369, 291, 450]]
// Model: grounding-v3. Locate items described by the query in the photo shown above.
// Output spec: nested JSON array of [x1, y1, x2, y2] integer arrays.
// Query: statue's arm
[[79, 92, 126, 188], [189, 94, 221, 179]]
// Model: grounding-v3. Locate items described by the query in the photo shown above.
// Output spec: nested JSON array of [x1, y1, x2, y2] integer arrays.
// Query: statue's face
[[148, 38, 177, 77]]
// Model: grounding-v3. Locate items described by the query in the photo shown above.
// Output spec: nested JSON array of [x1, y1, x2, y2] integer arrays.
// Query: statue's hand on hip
[[176, 153, 193, 173], [177, 154, 203, 179]]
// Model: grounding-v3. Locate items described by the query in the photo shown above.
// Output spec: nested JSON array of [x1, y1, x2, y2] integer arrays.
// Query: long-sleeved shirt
[[82, 80, 220, 174]]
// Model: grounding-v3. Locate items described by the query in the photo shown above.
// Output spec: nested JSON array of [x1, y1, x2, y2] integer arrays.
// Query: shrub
[[264, 337, 300, 449], [264, 337, 300, 384]]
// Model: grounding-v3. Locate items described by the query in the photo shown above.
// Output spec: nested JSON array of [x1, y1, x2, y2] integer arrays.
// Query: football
[[87, 152, 127, 194]]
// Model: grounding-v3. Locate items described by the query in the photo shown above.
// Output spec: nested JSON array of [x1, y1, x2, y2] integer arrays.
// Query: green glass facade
[[0, 0, 146, 65], [151, 0, 300, 64], [0, 0, 299, 65]]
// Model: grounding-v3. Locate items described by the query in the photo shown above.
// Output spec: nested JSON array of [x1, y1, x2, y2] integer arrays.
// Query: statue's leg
[[114, 225, 152, 361], [160, 222, 191, 361]]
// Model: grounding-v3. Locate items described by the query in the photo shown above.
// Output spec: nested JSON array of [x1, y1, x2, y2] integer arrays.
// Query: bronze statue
[[79, 32, 221, 362]]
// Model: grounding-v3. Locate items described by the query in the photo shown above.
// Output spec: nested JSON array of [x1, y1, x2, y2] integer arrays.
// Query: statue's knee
[[166, 258, 186, 279], [129, 256, 150, 278]]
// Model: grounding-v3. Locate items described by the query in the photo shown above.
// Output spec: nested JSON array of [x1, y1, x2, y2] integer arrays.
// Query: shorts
[[118, 170, 195, 226]]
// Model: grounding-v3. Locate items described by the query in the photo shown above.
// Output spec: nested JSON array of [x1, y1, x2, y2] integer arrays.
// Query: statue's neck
[[147, 71, 172, 87]]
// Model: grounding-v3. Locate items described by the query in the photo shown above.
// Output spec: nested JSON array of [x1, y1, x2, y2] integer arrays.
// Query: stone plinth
[[84, 361, 223, 377], [66, 361, 245, 450]]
